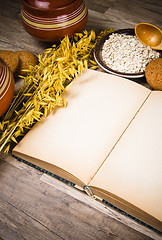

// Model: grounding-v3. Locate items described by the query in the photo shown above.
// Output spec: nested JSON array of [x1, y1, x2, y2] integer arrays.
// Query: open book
[[12, 69, 162, 232]]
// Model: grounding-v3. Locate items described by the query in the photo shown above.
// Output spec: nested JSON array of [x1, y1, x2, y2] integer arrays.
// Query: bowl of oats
[[94, 29, 160, 78]]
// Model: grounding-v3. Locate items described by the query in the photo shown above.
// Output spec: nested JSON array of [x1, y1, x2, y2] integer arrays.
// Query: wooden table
[[0, 0, 162, 239]]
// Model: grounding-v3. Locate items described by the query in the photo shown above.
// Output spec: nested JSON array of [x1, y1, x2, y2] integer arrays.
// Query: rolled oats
[[102, 33, 160, 74]]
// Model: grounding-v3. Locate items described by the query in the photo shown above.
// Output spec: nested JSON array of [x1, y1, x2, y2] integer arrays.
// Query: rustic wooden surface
[[0, 0, 162, 239]]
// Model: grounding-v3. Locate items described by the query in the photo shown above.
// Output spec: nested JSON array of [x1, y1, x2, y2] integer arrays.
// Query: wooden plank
[[0, 0, 50, 54], [103, 0, 162, 29], [0, 0, 162, 239], [1, 154, 161, 239], [85, 0, 162, 31], [0, 158, 156, 240], [0, 200, 60, 240], [1, 0, 161, 53]]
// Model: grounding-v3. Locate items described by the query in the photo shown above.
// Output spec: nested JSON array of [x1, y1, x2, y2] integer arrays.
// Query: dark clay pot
[[0, 58, 14, 117], [21, 0, 88, 42]]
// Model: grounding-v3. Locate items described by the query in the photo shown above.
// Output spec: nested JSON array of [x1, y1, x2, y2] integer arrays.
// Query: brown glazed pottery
[[26, 0, 75, 8], [21, 0, 88, 42], [0, 58, 15, 117]]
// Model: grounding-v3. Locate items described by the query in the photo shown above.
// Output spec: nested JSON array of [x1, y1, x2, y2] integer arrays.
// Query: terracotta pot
[[0, 58, 15, 117], [26, 0, 75, 8], [21, 0, 88, 42]]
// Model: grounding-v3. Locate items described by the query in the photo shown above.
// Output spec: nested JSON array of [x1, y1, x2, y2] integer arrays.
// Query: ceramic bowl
[[94, 29, 147, 78], [0, 58, 15, 117], [21, 0, 88, 42]]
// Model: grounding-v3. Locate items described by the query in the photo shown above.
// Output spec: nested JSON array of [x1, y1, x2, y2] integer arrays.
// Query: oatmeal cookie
[[15, 50, 38, 76], [0, 50, 20, 75], [145, 58, 162, 90]]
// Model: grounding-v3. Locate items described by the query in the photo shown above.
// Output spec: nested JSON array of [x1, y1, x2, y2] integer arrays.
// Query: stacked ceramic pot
[[21, 0, 88, 42], [0, 58, 14, 117]]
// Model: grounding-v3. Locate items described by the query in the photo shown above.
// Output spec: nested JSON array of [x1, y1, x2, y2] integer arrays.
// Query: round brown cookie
[[0, 50, 20, 74], [15, 50, 38, 76], [145, 58, 162, 90]]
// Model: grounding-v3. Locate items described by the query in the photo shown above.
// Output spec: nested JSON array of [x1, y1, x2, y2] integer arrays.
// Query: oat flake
[[102, 33, 160, 74]]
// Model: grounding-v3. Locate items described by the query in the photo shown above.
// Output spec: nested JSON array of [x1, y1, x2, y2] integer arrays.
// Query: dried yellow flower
[[0, 28, 113, 152]]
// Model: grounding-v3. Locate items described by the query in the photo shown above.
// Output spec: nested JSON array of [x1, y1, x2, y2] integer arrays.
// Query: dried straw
[[0, 29, 113, 152]]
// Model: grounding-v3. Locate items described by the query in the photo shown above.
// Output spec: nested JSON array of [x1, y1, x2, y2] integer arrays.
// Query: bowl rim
[[94, 28, 146, 79]]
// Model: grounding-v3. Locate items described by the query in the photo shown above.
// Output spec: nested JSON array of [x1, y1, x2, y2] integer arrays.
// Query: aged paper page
[[13, 69, 150, 185], [90, 91, 162, 222]]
